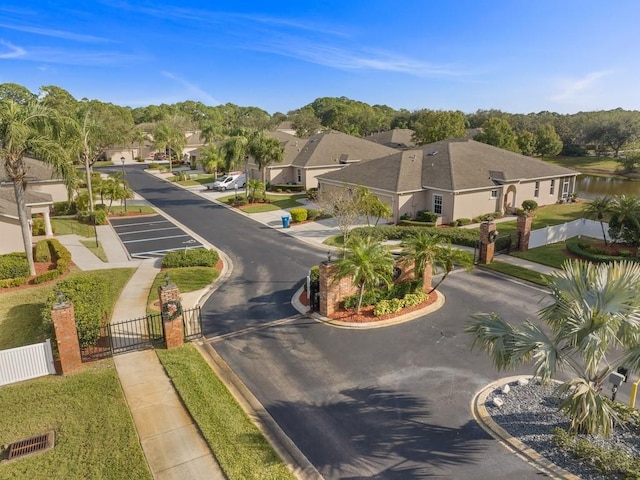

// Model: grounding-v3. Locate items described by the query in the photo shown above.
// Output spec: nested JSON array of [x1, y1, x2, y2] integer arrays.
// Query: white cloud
[[550, 70, 615, 102], [0, 23, 113, 43], [161, 71, 220, 105], [0, 39, 25, 59]]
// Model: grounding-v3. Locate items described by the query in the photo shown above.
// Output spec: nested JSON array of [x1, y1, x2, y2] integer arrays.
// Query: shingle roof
[[318, 138, 578, 193], [365, 129, 416, 149], [278, 130, 396, 168], [0, 187, 53, 217], [0, 157, 61, 183]]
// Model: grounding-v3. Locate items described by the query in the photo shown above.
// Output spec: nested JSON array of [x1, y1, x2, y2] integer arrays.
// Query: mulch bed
[[300, 289, 438, 324]]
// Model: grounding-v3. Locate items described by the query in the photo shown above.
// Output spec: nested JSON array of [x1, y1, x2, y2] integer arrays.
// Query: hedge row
[[0, 239, 71, 288], [41, 273, 109, 348], [342, 280, 421, 310], [565, 237, 640, 263], [162, 248, 220, 268], [373, 290, 428, 316], [351, 225, 480, 247], [0, 253, 30, 280]]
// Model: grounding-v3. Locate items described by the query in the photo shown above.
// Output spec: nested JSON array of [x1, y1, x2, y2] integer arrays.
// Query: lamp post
[[120, 156, 127, 212]]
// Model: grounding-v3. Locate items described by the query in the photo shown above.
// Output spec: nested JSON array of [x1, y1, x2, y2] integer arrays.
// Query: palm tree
[[466, 260, 640, 436], [608, 194, 640, 246], [220, 135, 249, 173], [153, 122, 185, 173], [248, 132, 285, 195], [199, 144, 224, 177], [130, 127, 149, 160], [583, 196, 612, 245], [0, 99, 73, 275], [401, 231, 474, 293], [332, 235, 395, 314]]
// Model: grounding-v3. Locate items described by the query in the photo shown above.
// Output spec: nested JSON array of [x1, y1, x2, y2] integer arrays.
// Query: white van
[[207, 173, 246, 191]]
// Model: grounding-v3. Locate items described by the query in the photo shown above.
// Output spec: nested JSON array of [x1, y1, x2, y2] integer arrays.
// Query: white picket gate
[[0, 339, 56, 386]]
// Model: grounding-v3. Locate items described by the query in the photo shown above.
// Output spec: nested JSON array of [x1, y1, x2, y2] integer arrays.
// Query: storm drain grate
[[3, 431, 55, 462]]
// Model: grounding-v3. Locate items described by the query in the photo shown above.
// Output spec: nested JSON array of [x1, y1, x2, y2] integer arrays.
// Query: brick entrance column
[[51, 301, 82, 375], [158, 282, 184, 349], [517, 215, 532, 252], [318, 261, 357, 317], [479, 221, 497, 264]]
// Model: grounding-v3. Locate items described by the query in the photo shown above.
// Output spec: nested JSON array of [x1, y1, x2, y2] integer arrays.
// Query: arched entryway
[[503, 185, 517, 214]]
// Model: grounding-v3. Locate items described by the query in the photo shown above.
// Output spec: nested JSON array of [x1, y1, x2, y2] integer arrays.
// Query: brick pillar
[[319, 261, 358, 317], [517, 215, 532, 252], [51, 302, 82, 375], [422, 262, 433, 292], [158, 283, 184, 349], [479, 221, 497, 264]]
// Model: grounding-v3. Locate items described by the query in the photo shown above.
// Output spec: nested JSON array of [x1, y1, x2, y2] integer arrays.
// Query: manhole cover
[[2, 431, 55, 462]]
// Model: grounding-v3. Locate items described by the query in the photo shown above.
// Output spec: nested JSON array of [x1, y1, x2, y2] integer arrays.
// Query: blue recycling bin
[[281, 215, 291, 228]]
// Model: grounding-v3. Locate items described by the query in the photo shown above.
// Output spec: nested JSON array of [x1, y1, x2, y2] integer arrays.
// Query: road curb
[[291, 286, 445, 329], [195, 342, 324, 480], [471, 375, 580, 480]]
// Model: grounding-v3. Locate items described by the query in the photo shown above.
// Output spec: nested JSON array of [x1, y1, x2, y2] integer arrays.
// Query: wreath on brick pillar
[[161, 299, 183, 321]]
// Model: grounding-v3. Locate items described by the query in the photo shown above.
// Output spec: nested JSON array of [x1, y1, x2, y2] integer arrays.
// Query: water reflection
[[577, 175, 640, 199]]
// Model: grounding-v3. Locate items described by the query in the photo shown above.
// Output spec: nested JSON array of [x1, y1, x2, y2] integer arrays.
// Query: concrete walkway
[[54, 168, 562, 479]]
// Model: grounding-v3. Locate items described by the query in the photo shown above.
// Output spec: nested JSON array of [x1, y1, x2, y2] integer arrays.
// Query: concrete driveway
[[121, 166, 546, 479]]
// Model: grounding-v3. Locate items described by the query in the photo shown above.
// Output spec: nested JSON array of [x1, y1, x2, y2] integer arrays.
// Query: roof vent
[[428, 151, 438, 156], [2, 431, 55, 462]]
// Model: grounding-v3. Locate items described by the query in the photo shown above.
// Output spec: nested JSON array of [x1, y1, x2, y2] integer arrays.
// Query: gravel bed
[[485, 379, 640, 479]]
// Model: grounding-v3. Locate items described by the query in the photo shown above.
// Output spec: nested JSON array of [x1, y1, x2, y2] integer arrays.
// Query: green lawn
[[156, 345, 295, 480], [0, 268, 135, 349], [51, 218, 96, 237], [218, 193, 307, 213], [0, 363, 152, 480], [176, 173, 215, 186], [544, 155, 622, 176], [511, 241, 571, 269], [79, 239, 108, 262], [147, 267, 219, 313]]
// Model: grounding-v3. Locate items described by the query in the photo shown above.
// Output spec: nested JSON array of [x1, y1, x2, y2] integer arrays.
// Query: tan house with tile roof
[[316, 138, 579, 225], [248, 130, 397, 189]]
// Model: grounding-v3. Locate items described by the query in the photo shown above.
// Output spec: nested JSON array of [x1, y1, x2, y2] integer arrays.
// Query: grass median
[[156, 344, 295, 480], [480, 261, 551, 286]]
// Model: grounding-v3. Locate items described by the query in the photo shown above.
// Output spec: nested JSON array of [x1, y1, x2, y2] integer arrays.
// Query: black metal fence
[[494, 233, 520, 255], [80, 307, 203, 362]]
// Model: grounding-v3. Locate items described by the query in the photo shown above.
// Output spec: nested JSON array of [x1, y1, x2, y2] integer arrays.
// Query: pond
[[577, 174, 640, 199]]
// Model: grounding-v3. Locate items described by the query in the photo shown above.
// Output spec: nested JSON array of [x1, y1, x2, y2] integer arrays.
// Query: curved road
[[123, 166, 544, 480]]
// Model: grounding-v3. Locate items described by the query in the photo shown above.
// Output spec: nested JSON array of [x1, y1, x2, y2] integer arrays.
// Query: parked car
[[206, 173, 246, 191]]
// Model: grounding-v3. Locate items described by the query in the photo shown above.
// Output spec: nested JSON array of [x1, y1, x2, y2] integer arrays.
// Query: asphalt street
[[121, 165, 547, 479]]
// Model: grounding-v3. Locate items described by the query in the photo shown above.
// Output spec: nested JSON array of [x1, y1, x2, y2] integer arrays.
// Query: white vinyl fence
[[0, 339, 56, 386], [529, 218, 610, 249]]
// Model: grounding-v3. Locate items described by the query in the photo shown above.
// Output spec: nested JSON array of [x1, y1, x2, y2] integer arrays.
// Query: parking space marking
[[121, 234, 192, 244]]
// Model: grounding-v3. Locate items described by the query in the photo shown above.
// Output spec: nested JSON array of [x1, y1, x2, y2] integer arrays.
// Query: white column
[[43, 209, 53, 237]]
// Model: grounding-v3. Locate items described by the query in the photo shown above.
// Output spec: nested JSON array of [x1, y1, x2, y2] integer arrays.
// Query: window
[[297, 169, 302, 183], [433, 194, 443, 215], [534, 181, 540, 198], [550, 179, 555, 195], [490, 189, 498, 198], [562, 178, 570, 197]]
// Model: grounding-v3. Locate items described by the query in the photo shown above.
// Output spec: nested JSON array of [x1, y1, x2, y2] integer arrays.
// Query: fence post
[[51, 300, 82, 375], [158, 281, 184, 349], [517, 215, 532, 252]]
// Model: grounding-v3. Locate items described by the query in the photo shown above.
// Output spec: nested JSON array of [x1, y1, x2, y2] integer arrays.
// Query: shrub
[[343, 290, 379, 310], [147, 162, 160, 170], [456, 218, 472, 226], [41, 273, 109, 348], [373, 298, 403, 316], [306, 188, 318, 201], [0, 252, 30, 280], [351, 225, 480, 248], [416, 210, 438, 223], [522, 200, 538, 214], [162, 248, 219, 268], [77, 209, 108, 225], [402, 291, 428, 308], [31, 217, 51, 236], [270, 184, 305, 192], [399, 220, 437, 227], [307, 209, 320, 220], [289, 208, 308, 223], [565, 237, 640, 263], [399, 213, 413, 221], [32, 239, 71, 285], [34, 239, 52, 262], [52, 201, 77, 216]]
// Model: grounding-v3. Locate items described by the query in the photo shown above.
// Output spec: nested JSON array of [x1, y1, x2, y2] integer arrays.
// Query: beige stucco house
[[316, 138, 579, 225], [0, 157, 63, 254], [247, 130, 397, 189]]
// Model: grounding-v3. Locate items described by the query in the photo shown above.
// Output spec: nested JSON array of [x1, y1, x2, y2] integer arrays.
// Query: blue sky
[[1, 1, 639, 115]]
